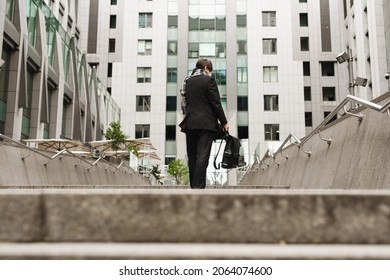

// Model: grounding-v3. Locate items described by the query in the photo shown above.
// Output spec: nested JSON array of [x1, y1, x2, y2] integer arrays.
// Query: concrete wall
[[0, 144, 149, 186], [240, 92, 390, 189]]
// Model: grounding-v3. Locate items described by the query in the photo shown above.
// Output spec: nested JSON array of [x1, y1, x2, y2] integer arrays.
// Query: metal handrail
[[255, 94, 390, 169]]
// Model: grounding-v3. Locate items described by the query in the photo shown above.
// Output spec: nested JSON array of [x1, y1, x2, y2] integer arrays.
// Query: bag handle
[[213, 131, 229, 170]]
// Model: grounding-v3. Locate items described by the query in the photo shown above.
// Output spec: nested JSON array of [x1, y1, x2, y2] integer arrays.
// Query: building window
[[189, 16, 199, 30], [262, 11, 276, 27], [303, 62, 310, 76], [107, 63, 113, 77], [299, 0, 307, 2], [109, 39, 116, 53], [188, 43, 199, 58], [168, 41, 177, 55], [237, 67, 248, 83], [216, 16, 226, 30], [237, 15, 247, 27], [305, 112, 312, 127], [300, 37, 309, 51], [304, 87, 311, 101], [199, 43, 215, 57], [299, 13, 308, 27], [238, 126, 249, 139], [139, 13, 153, 28], [263, 66, 278, 82], [167, 68, 177, 83], [237, 41, 247, 54], [138, 40, 152, 55], [265, 124, 279, 141], [137, 67, 152, 83], [264, 95, 279, 111], [135, 124, 150, 138], [212, 70, 226, 85], [322, 87, 336, 101], [263, 38, 277, 54], [110, 15, 117, 29], [215, 43, 226, 58], [136, 96, 151, 112], [166, 125, 176, 141], [237, 96, 248, 111], [200, 17, 215, 30], [111, 0, 117, 5], [5, 0, 15, 21], [166, 96, 177, 111], [168, 15, 178, 28], [321, 62, 335, 76]]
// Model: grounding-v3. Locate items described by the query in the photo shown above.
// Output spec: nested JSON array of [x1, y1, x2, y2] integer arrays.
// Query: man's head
[[196, 58, 213, 73]]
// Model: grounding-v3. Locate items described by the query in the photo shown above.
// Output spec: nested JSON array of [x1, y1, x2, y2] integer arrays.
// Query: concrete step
[[1, 189, 390, 244], [1, 243, 390, 259]]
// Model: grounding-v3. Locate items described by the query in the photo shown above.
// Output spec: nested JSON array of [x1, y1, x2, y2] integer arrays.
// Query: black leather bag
[[213, 132, 245, 169]]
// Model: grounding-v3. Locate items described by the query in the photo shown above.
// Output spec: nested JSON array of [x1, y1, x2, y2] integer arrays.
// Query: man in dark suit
[[183, 59, 229, 189]]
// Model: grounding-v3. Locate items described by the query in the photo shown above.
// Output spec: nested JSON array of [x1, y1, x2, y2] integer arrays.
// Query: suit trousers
[[186, 129, 215, 189]]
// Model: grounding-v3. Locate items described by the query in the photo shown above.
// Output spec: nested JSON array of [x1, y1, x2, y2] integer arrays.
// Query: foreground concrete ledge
[[1, 189, 390, 243], [1, 243, 390, 260]]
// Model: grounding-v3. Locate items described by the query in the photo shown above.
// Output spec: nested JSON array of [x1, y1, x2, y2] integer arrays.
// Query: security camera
[[385, 72, 390, 80]]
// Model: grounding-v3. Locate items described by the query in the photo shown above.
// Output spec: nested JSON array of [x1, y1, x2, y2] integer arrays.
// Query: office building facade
[[0, 0, 119, 142]]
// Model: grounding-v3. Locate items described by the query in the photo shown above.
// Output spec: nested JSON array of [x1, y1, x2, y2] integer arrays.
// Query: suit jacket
[[184, 73, 227, 132]]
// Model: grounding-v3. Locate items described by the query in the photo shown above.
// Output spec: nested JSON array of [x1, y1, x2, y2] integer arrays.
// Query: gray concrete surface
[[241, 93, 390, 189], [1, 243, 390, 259], [1, 189, 390, 244]]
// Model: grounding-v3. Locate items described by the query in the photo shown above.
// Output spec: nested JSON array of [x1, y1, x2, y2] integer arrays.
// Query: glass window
[[168, 41, 177, 55], [166, 96, 177, 111], [265, 124, 279, 141], [26, 0, 39, 46], [322, 87, 336, 101], [200, 17, 215, 30], [213, 70, 226, 85], [300, 37, 309, 51], [189, 16, 199, 30], [107, 63, 113, 77], [167, 68, 177, 83], [264, 95, 279, 111], [166, 125, 176, 141], [263, 38, 277, 54], [237, 41, 247, 54], [109, 39, 116, 53], [137, 67, 152, 83], [111, 0, 117, 5], [188, 43, 199, 58], [305, 112, 312, 127], [238, 126, 248, 139], [303, 62, 310, 76], [263, 66, 278, 82], [237, 15, 246, 27], [215, 42, 226, 58], [321, 62, 335, 76], [135, 124, 150, 138], [262, 11, 276, 27], [299, 0, 307, 2], [139, 13, 153, 28], [304, 87, 311, 101], [168, 15, 178, 28], [216, 16, 226, 30], [5, 0, 15, 21], [110, 15, 117, 29], [138, 40, 152, 55], [237, 67, 248, 83], [136, 96, 151, 112], [237, 96, 248, 111], [299, 13, 308, 27], [199, 43, 215, 57]]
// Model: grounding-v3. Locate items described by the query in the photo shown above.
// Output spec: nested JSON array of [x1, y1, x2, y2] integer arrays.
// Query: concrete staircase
[[1, 188, 390, 259]]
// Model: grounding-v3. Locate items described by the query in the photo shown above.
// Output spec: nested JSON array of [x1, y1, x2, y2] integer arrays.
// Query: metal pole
[[348, 48, 355, 108]]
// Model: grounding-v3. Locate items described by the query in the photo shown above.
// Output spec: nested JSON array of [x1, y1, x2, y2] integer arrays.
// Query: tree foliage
[[103, 121, 138, 156], [167, 159, 189, 185]]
